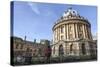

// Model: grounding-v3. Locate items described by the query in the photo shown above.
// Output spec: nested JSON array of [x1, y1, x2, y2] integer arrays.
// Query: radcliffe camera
[[10, 1, 97, 66]]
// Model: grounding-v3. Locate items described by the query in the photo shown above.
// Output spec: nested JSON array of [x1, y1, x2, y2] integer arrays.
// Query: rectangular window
[[16, 44, 19, 49]]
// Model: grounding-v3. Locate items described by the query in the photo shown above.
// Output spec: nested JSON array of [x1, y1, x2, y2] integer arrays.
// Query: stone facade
[[51, 8, 97, 58], [12, 36, 51, 63]]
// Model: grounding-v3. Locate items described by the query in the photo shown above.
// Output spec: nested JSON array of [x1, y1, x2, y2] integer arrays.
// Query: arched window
[[82, 43, 86, 55], [59, 45, 64, 56], [70, 44, 73, 52]]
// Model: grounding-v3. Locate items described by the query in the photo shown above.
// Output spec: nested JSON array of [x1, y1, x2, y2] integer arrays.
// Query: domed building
[[51, 8, 96, 58]]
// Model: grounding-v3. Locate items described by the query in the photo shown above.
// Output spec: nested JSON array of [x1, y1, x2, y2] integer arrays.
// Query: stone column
[[56, 45, 59, 57], [74, 23, 76, 38], [87, 26, 90, 39], [65, 24, 67, 40], [54, 30, 55, 43], [87, 25, 90, 39], [59, 26, 61, 40], [84, 24, 88, 39], [66, 24, 68, 40], [68, 24, 70, 40], [57, 27, 58, 41], [76, 43, 80, 56], [89, 27, 92, 39], [73, 23, 75, 38], [87, 27, 90, 39], [75, 24, 78, 39], [64, 24, 66, 40], [88, 27, 92, 40], [83, 24, 86, 39], [53, 30, 55, 44], [63, 43, 66, 56], [55, 29, 57, 42], [58, 27, 60, 41]]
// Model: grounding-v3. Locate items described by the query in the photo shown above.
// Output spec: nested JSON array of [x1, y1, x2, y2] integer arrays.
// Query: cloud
[[27, 2, 57, 20], [28, 2, 40, 15]]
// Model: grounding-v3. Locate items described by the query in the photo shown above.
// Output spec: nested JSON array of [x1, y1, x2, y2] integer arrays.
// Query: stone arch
[[81, 43, 86, 55], [70, 43, 74, 54], [59, 45, 64, 56], [70, 44, 73, 52]]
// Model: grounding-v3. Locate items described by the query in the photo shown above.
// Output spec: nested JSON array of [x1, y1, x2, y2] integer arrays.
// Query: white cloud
[[28, 2, 40, 15], [27, 2, 57, 21]]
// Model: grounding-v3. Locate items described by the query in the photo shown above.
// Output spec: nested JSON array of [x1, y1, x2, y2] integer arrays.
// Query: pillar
[[83, 24, 86, 39], [75, 23, 78, 39]]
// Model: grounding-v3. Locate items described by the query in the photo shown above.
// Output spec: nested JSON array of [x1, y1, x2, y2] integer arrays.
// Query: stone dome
[[63, 8, 80, 17], [53, 7, 90, 29]]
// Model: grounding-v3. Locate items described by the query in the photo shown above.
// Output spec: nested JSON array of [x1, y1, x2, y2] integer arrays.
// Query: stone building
[[12, 36, 51, 64], [51, 8, 97, 58]]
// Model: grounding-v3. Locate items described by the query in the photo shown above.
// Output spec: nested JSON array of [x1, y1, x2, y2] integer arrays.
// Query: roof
[[63, 8, 80, 18], [52, 8, 90, 30]]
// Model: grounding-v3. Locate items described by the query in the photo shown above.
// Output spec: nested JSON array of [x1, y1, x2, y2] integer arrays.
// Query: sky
[[12, 1, 97, 42]]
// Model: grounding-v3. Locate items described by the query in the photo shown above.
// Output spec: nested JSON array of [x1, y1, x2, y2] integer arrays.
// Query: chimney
[[24, 36, 26, 41], [24, 36, 27, 45], [34, 39, 36, 43]]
